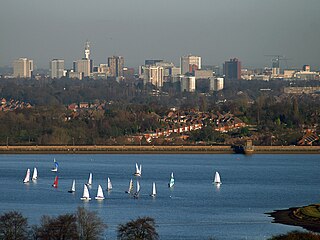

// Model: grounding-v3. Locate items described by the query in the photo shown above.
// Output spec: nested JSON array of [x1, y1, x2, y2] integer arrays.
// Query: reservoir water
[[0, 154, 319, 239]]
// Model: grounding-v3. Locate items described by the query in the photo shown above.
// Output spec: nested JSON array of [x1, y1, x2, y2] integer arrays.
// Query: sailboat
[[150, 182, 156, 197], [51, 159, 58, 172], [95, 185, 105, 200], [23, 169, 30, 183], [133, 181, 140, 198], [32, 167, 38, 180], [168, 172, 175, 188], [125, 179, 134, 194], [52, 176, 58, 188], [81, 184, 91, 200], [214, 171, 222, 185], [68, 180, 76, 193], [133, 163, 142, 177], [107, 177, 112, 191], [86, 173, 92, 186]]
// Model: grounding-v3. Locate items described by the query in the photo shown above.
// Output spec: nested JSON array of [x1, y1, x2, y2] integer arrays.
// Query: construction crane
[[264, 55, 290, 75]]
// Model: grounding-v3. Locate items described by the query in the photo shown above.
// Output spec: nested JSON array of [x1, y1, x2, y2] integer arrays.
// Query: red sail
[[52, 176, 58, 188]]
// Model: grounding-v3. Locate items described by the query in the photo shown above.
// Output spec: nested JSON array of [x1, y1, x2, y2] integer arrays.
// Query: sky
[[1, 0, 320, 70]]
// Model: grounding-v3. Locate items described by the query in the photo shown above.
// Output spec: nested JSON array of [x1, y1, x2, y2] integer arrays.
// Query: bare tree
[[0, 211, 28, 240], [35, 214, 78, 240], [117, 216, 159, 240], [76, 207, 107, 240]]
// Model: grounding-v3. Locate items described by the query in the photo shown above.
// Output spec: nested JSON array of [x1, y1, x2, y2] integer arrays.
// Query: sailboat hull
[[95, 197, 105, 200], [80, 197, 91, 200]]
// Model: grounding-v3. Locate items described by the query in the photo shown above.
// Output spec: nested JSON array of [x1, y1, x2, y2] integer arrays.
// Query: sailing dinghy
[[51, 159, 59, 172], [133, 181, 141, 198], [81, 184, 91, 200], [168, 172, 175, 188], [133, 163, 142, 177], [125, 179, 134, 194], [107, 177, 112, 191], [150, 182, 156, 197], [86, 173, 93, 186], [23, 169, 31, 183], [52, 176, 58, 188], [95, 184, 105, 200], [214, 171, 222, 185], [68, 180, 76, 193], [32, 167, 38, 180]]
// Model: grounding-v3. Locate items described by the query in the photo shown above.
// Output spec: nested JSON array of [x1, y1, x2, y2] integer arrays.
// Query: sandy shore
[[0, 145, 320, 154]]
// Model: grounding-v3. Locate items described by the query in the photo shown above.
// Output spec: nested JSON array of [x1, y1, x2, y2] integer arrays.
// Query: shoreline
[[0, 145, 320, 154], [267, 204, 320, 233]]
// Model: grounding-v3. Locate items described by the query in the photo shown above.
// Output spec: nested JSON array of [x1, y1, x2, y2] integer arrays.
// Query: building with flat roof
[[180, 55, 201, 75], [13, 58, 33, 78], [108, 56, 124, 78], [143, 65, 164, 88], [50, 59, 65, 79], [223, 58, 241, 81]]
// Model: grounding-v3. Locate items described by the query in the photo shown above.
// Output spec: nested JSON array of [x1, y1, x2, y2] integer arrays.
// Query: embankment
[[0, 145, 319, 154]]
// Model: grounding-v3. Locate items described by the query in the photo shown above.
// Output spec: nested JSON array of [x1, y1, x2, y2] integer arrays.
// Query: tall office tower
[[74, 59, 91, 78], [180, 76, 196, 92], [50, 59, 65, 79], [180, 55, 201, 75], [84, 41, 90, 59], [108, 56, 124, 78], [143, 65, 164, 88], [272, 59, 280, 76], [13, 58, 33, 78], [223, 58, 241, 81]]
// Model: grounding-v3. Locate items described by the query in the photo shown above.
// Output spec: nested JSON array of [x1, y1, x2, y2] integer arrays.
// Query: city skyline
[[1, 0, 320, 69]]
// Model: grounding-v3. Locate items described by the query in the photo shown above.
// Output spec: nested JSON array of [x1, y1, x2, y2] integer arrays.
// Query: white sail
[[134, 181, 140, 198], [95, 184, 105, 200], [125, 179, 134, 193], [81, 184, 91, 200], [134, 163, 141, 176], [87, 173, 92, 185], [68, 180, 76, 193], [168, 172, 175, 188], [107, 177, 112, 191], [136, 181, 140, 193], [23, 169, 30, 183], [150, 182, 156, 197], [32, 167, 38, 180], [214, 171, 221, 184]]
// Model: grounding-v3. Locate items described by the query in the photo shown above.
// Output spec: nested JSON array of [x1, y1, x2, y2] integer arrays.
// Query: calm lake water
[[0, 154, 319, 239]]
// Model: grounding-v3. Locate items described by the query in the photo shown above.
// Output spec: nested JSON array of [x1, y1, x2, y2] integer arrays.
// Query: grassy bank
[[268, 204, 320, 233], [0, 145, 320, 154]]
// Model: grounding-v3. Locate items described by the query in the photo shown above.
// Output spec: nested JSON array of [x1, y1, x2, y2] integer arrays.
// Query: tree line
[[0, 208, 158, 240], [0, 78, 319, 146]]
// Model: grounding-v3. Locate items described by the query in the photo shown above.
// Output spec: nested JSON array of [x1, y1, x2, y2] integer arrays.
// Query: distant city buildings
[[180, 55, 201, 75], [50, 59, 65, 79], [108, 56, 124, 79], [223, 58, 241, 81], [143, 65, 164, 88], [13, 58, 33, 78]]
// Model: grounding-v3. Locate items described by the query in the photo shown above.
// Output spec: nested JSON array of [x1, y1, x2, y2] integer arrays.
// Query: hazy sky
[[1, 0, 320, 70]]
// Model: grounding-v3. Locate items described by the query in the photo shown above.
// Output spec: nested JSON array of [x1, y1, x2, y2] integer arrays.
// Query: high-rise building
[[74, 59, 91, 78], [108, 56, 124, 78], [180, 76, 196, 92], [143, 65, 164, 88], [145, 59, 163, 66], [13, 58, 33, 78], [223, 58, 241, 81], [50, 59, 65, 79], [180, 55, 201, 75]]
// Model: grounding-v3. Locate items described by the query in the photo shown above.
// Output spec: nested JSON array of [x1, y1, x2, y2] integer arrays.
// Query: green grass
[[297, 205, 320, 219]]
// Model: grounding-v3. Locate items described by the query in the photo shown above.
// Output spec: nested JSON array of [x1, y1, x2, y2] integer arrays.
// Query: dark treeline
[[0, 78, 320, 145], [0, 209, 158, 240]]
